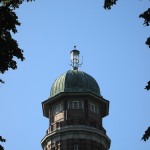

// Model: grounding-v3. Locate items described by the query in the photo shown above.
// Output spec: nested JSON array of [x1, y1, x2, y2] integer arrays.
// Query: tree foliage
[[104, 0, 150, 141], [0, 1, 34, 149], [139, 8, 150, 26], [104, 0, 150, 49], [142, 127, 150, 141], [0, 136, 6, 150], [0, 5, 24, 73], [103, 0, 117, 10], [0, 0, 34, 83], [139, 8, 150, 48], [132, 4, 150, 140], [145, 81, 150, 90]]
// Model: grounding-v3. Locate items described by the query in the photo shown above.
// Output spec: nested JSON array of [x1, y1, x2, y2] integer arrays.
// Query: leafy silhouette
[[138, 8, 150, 91], [145, 81, 150, 90], [139, 8, 150, 26], [0, 0, 34, 83], [103, 0, 150, 141], [145, 37, 150, 48], [142, 127, 150, 141], [0, 136, 6, 150], [103, 0, 118, 9], [138, 6, 150, 142], [104, 1, 150, 48], [139, 8, 150, 48]]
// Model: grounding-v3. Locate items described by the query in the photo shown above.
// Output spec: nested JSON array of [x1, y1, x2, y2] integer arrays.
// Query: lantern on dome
[[70, 46, 81, 70]]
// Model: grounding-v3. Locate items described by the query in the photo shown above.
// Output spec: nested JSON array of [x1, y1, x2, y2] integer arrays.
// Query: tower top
[[50, 69, 101, 98], [70, 46, 82, 70]]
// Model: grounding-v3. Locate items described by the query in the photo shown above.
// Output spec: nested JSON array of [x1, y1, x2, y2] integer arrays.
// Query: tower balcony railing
[[46, 119, 106, 135]]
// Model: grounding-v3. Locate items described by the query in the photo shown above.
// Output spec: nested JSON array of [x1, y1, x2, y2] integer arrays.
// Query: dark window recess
[[56, 122, 60, 128], [51, 125, 53, 131], [73, 144, 79, 150]]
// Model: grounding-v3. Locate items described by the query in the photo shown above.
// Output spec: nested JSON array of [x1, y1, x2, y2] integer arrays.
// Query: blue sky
[[0, 0, 150, 150]]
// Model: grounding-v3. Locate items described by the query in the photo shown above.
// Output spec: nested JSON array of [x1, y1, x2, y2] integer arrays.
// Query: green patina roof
[[50, 70, 101, 97]]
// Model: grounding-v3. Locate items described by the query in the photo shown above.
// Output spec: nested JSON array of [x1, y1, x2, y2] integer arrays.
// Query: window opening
[[73, 144, 79, 150], [56, 103, 63, 114], [68, 101, 82, 109], [73, 101, 79, 109], [89, 103, 98, 113]]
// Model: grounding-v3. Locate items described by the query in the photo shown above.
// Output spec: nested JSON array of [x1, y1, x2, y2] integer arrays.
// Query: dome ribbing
[[50, 70, 101, 97]]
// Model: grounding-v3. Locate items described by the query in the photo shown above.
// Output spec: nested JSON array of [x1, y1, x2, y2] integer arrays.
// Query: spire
[[70, 46, 82, 70]]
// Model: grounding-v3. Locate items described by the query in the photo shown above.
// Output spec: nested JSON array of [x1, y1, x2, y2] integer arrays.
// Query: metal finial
[[74, 46, 76, 49]]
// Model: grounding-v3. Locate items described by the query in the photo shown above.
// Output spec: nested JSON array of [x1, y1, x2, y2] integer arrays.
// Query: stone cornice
[[41, 125, 111, 148]]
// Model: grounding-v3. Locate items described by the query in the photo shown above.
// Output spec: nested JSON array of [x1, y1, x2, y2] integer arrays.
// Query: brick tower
[[41, 47, 111, 150]]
